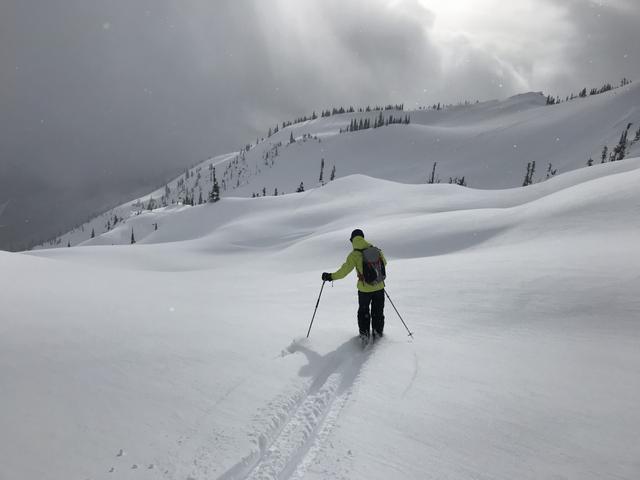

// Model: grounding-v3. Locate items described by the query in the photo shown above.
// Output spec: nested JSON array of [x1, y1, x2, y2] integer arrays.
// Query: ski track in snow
[[218, 338, 375, 480], [401, 352, 420, 398]]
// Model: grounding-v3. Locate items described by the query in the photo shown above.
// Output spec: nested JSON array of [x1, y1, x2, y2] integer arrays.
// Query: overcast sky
[[1, 0, 639, 250]]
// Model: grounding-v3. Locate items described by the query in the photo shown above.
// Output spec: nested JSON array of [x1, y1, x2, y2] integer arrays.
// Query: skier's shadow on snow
[[286, 337, 370, 394]]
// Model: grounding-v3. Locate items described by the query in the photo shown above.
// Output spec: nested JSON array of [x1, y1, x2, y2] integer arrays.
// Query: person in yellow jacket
[[322, 229, 387, 341]]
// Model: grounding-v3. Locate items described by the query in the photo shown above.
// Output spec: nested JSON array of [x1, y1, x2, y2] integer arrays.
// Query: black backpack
[[356, 246, 386, 285]]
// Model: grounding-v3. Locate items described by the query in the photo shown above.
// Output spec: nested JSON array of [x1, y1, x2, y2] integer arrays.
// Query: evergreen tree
[[612, 123, 632, 161], [296, 182, 305, 193], [289, 132, 295, 144], [601, 146, 608, 163], [130, 229, 136, 244], [330, 165, 336, 181], [274, 188, 278, 196], [67, 240, 71, 247], [198, 191, 203, 205], [522, 161, 536, 186], [448, 176, 467, 186], [319, 158, 325, 183], [546, 163, 558, 179], [587, 157, 594, 167], [91, 228, 95, 239], [523, 163, 531, 186], [262, 187, 266, 196], [427, 162, 438, 184], [209, 167, 221, 202]]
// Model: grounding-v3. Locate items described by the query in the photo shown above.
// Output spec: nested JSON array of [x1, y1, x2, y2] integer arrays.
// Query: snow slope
[[2, 157, 640, 479], [37, 81, 640, 250]]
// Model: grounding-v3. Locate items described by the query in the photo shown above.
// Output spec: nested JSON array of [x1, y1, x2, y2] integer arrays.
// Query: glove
[[322, 272, 332, 282]]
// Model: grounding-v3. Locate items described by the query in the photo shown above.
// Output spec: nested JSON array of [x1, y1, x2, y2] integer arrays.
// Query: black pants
[[358, 289, 385, 335]]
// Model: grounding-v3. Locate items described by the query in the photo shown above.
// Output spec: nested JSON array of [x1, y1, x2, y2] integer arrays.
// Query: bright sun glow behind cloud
[[414, 0, 576, 91], [419, 0, 569, 43]]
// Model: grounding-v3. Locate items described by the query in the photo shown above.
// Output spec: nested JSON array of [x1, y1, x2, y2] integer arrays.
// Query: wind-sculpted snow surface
[[2, 160, 640, 479]]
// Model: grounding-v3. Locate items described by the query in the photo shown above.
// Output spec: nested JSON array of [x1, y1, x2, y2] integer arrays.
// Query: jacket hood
[[351, 236, 371, 250]]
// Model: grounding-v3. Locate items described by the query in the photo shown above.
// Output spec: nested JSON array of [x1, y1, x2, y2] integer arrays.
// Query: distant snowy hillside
[[2, 157, 640, 479], [37, 81, 640, 249]]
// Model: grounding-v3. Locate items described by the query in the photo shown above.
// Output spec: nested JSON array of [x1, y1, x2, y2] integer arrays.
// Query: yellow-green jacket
[[331, 236, 386, 292]]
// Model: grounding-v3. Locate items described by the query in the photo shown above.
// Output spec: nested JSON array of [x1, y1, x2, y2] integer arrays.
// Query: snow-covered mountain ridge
[[37, 81, 640, 249]]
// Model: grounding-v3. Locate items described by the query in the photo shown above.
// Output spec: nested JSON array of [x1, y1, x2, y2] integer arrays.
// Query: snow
[[2, 148, 640, 479], [35, 80, 640, 250]]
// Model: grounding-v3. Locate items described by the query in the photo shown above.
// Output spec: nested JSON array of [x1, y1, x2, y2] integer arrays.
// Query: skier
[[322, 229, 387, 344]]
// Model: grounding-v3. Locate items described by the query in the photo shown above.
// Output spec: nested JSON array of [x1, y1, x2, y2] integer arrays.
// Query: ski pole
[[384, 289, 414, 338], [306, 281, 326, 338]]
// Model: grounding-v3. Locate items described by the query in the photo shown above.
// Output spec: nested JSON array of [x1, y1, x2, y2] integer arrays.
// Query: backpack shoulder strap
[[352, 248, 366, 281]]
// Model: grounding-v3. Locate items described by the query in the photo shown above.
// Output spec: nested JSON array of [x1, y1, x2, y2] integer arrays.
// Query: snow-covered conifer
[[428, 162, 438, 184]]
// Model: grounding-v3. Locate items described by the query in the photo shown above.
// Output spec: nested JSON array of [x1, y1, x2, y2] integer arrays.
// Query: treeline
[[320, 103, 405, 117], [417, 99, 481, 112], [587, 122, 640, 166], [341, 113, 411, 133], [426, 162, 468, 186], [265, 104, 405, 139], [522, 162, 558, 186], [545, 77, 632, 105], [250, 158, 337, 198]]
